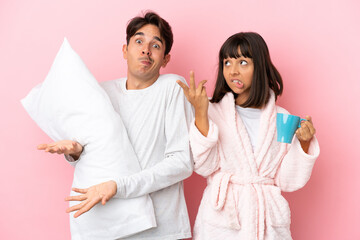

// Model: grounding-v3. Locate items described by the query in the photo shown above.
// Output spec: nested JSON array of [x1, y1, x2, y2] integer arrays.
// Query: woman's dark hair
[[211, 32, 283, 108], [126, 11, 173, 56]]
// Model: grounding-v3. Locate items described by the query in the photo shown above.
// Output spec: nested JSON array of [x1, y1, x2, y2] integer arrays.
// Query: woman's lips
[[232, 79, 244, 88]]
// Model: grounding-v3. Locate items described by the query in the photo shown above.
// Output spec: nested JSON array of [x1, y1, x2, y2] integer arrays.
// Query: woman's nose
[[230, 66, 239, 76]]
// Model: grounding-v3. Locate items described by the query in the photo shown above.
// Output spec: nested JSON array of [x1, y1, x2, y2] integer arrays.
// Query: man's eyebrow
[[134, 32, 144, 37], [153, 36, 163, 44]]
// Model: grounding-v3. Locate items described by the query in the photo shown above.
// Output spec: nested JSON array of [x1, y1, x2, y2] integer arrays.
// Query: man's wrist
[[70, 143, 83, 160]]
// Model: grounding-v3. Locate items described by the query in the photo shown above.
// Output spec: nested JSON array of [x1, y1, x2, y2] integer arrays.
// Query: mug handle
[[298, 118, 307, 128]]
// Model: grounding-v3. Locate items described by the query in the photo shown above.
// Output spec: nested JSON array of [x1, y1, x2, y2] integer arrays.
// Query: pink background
[[1, 0, 359, 239]]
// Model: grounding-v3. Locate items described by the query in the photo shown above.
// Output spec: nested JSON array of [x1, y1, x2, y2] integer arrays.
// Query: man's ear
[[162, 54, 171, 68], [122, 44, 128, 60]]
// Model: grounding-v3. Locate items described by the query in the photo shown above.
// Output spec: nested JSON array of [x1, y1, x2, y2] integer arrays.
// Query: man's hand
[[65, 180, 117, 218], [37, 140, 83, 160]]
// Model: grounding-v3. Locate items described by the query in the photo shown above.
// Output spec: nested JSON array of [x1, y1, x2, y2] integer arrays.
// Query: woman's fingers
[[196, 80, 207, 95], [189, 71, 195, 90], [297, 121, 315, 142], [176, 80, 190, 99]]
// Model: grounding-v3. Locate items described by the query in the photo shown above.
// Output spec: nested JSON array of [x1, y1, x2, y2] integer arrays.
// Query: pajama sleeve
[[64, 154, 79, 167], [189, 118, 220, 178], [115, 80, 194, 199], [275, 135, 320, 192]]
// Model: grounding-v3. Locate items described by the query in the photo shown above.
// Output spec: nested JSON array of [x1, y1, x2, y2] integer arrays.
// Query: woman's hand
[[296, 116, 316, 153], [177, 71, 210, 136], [65, 180, 117, 218], [37, 140, 83, 160], [177, 71, 209, 114]]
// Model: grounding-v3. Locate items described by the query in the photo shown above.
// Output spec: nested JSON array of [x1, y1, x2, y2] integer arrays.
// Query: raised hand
[[296, 116, 316, 153], [37, 140, 83, 159], [65, 180, 117, 218], [177, 71, 209, 114], [177, 71, 210, 136]]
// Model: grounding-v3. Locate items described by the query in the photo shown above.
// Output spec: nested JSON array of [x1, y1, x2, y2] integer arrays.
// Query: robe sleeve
[[189, 118, 220, 177], [275, 135, 320, 192]]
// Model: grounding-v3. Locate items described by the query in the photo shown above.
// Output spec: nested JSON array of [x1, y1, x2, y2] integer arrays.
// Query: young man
[[38, 12, 193, 239]]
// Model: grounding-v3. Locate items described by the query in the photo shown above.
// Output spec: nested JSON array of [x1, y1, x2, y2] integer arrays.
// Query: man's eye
[[153, 44, 160, 49], [135, 39, 142, 44]]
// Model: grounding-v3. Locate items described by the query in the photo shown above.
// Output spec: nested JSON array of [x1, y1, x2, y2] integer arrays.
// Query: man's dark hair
[[126, 11, 173, 56], [211, 32, 283, 108]]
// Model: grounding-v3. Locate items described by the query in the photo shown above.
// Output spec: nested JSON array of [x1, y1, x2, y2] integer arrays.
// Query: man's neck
[[126, 73, 160, 90]]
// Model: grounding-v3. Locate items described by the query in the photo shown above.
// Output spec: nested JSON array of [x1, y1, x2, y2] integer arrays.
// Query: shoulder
[[157, 74, 186, 88], [155, 74, 187, 98], [100, 78, 125, 88], [99, 78, 125, 96], [276, 105, 290, 115]]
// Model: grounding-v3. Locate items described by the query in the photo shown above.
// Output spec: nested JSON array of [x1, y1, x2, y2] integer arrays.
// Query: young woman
[[177, 32, 319, 240]]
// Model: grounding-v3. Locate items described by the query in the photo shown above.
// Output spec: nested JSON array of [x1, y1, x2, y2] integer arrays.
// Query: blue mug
[[276, 113, 306, 143]]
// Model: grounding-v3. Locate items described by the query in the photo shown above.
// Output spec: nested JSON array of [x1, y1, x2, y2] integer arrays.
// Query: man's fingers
[[65, 194, 87, 202], [66, 201, 87, 213], [56, 147, 65, 154], [73, 199, 99, 218], [72, 188, 88, 194], [37, 144, 47, 150], [102, 196, 109, 205]]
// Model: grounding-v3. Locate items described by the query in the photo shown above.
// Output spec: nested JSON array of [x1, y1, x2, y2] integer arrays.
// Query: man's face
[[123, 24, 170, 82]]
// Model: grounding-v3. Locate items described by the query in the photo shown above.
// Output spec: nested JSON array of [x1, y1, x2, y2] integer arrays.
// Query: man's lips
[[139, 58, 153, 66]]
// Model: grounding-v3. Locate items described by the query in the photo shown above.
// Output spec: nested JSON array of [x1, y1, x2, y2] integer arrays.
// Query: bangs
[[220, 34, 253, 60]]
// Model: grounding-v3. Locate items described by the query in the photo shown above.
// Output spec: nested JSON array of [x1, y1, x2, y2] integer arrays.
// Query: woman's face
[[223, 47, 254, 105]]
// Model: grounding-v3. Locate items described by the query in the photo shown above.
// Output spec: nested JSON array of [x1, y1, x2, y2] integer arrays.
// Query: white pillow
[[21, 38, 155, 239]]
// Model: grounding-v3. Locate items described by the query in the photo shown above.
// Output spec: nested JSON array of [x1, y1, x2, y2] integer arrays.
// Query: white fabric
[[21, 38, 156, 240], [235, 105, 261, 150], [70, 74, 194, 239]]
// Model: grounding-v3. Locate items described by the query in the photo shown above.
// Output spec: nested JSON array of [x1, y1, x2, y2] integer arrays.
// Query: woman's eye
[[224, 61, 230, 66], [240, 60, 248, 65]]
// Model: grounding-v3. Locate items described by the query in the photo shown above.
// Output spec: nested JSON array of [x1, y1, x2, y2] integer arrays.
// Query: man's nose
[[142, 46, 151, 56]]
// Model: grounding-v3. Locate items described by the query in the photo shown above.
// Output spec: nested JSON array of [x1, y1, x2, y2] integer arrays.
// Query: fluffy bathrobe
[[190, 92, 320, 240]]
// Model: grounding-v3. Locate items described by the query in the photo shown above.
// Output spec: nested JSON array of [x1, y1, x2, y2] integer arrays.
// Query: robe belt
[[211, 172, 274, 210]]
